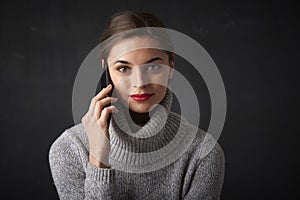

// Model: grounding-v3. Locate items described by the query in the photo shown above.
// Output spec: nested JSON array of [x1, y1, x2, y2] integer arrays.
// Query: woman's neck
[[129, 110, 150, 126]]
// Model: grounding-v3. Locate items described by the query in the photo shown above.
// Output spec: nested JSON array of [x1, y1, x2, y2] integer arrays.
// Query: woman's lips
[[130, 94, 153, 102]]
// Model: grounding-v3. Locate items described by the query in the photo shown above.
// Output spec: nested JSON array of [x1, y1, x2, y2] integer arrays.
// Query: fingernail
[[113, 109, 119, 113], [111, 98, 118, 103], [106, 84, 112, 89]]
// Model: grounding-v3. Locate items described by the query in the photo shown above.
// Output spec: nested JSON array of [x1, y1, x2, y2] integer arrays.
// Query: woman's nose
[[132, 68, 148, 88]]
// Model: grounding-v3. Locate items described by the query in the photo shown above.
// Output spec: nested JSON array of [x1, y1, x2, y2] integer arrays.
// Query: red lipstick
[[130, 94, 153, 102]]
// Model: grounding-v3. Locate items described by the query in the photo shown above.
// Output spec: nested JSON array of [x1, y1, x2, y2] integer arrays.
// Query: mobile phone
[[99, 60, 114, 124]]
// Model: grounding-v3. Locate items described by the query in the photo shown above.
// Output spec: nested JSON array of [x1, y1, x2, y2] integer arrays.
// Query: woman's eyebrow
[[145, 57, 163, 64], [113, 60, 131, 65], [113, 57, 163, 65]]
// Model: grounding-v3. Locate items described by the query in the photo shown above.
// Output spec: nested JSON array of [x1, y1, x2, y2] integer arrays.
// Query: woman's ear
[[101, 59, 105, 69]]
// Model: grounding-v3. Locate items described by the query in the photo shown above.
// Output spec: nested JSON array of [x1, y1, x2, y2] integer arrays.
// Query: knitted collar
[[108, 89, 196, 172], [109, 88, 175, 153]]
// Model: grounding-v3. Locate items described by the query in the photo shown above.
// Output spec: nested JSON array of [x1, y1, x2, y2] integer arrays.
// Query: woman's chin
[[129, 104, 160, 113], [118, 98, 159, 113], [129, 106, 151, 114]]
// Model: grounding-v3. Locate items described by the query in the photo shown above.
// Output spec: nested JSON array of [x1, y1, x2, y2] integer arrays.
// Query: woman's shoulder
[[171, 112, 224, 164], [49, 123, 89, 156], [48, 123, 89, 174]]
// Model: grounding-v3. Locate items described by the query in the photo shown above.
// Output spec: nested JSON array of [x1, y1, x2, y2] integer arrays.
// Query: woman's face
[[107, 37, 174, 113]]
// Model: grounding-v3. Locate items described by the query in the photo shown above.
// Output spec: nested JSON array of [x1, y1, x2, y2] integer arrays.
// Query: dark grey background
[[1, 0, 299, 199]]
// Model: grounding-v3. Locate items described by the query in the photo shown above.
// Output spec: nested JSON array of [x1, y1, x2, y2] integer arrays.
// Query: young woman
[[49, 11, 225, 199]]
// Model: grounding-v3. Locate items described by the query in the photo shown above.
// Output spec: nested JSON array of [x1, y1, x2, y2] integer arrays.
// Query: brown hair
[[99, 11, 173, 62]]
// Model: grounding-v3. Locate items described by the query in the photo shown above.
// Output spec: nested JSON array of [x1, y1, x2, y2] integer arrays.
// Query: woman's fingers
[[98, 105, 119, 128], [94, 97, 118, 119], [88, 84, 113, 114]]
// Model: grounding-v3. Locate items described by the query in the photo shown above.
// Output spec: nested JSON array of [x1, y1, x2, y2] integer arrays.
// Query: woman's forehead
[[111, 49, 167, 65], [107, 36, 164, 64]]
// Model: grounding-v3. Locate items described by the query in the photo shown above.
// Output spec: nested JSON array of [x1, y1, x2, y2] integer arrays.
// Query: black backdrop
[[1, 0, 299, 199]]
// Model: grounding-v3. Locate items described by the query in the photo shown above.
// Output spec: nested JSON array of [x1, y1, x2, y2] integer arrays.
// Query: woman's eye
[[146, 64, 160, 71], [117, 66, 130, 73]]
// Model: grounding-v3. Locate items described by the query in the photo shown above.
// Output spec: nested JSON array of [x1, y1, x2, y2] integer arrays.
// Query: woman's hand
[[81, 84, 118, 168]]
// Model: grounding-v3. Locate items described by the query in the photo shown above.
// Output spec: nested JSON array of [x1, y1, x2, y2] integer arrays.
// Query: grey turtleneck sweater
[[49, 90, 225, 199]]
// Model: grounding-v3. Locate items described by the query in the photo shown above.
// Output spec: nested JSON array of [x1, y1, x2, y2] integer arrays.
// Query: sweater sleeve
[[49, 132, 115, 200], [183, 142, 225, 200]]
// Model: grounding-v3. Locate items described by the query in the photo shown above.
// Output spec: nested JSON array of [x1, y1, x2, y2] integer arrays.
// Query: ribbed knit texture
[[49, 89, 225, 199]]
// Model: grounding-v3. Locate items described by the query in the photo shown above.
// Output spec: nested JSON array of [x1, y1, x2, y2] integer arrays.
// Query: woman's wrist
[[89, 153, 111, 168]]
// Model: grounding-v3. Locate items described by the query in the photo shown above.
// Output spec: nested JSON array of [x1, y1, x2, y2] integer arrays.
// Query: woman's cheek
[[114, 79, 130, 101]]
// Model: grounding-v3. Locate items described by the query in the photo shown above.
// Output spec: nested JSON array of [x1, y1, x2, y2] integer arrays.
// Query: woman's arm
[[183, 142, 225, 200], [49, 133, 114, 200]]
